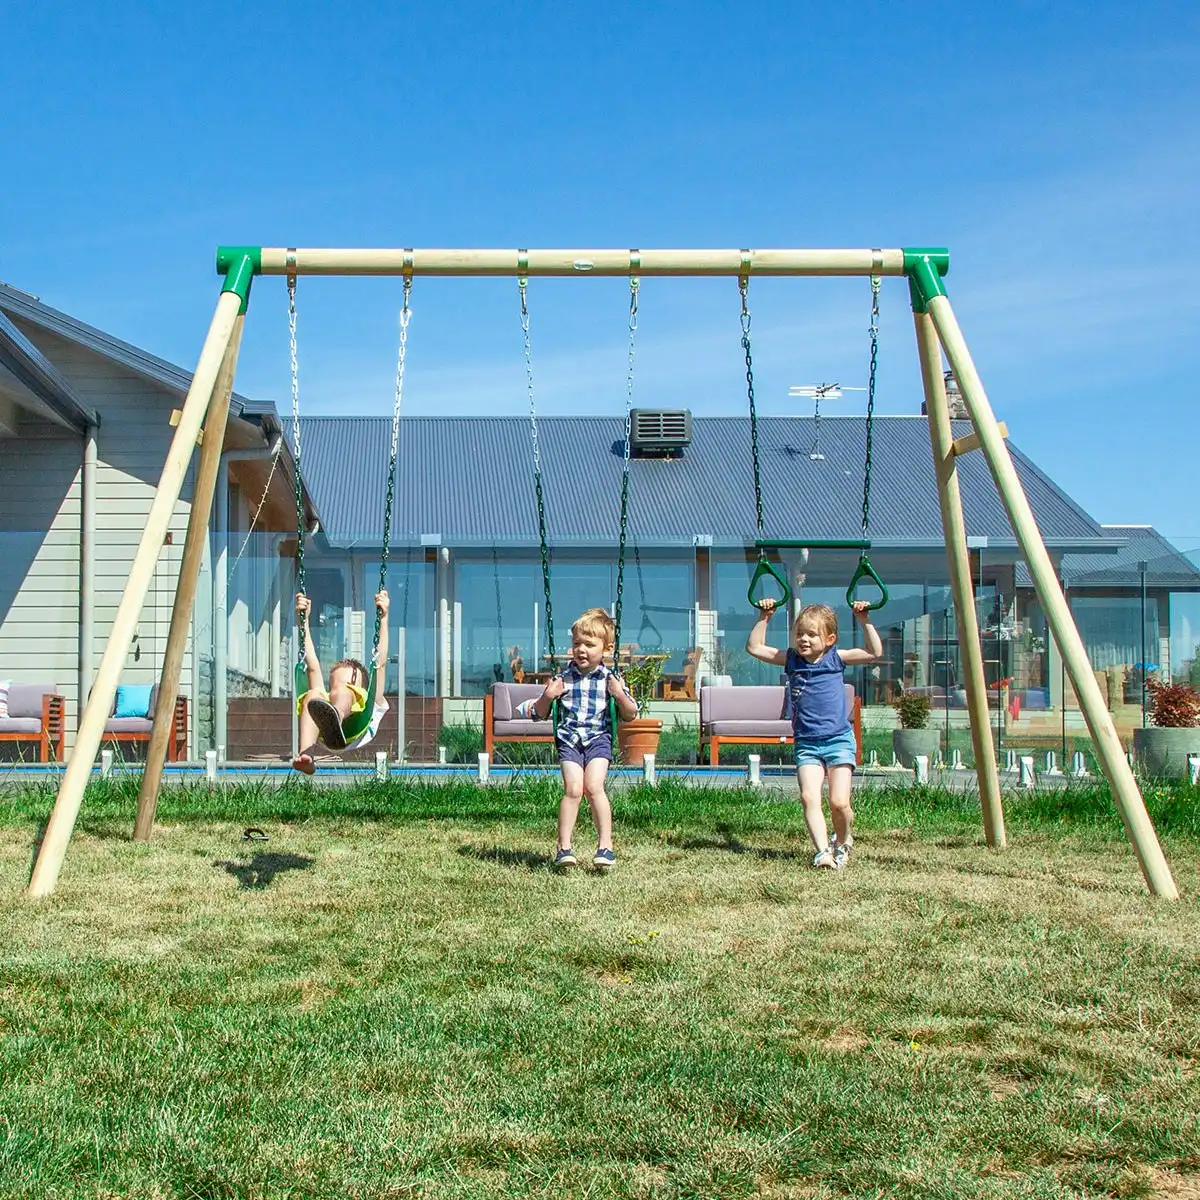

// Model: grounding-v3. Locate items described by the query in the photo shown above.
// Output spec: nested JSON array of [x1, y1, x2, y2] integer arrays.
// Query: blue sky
[[2, 1, 1197, 548]]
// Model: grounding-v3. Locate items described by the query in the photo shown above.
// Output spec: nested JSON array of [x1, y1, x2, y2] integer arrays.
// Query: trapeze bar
[[246, 247, 913, 278], [754, 539, 871, 550]]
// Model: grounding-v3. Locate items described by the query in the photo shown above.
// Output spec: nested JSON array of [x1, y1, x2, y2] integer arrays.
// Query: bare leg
[[557, 760, 585, 852], [827, 765, 855, 846], [583, 757, 614, 852], [292, 665, 326, 774], [329, 683, 355, 720], [797, 763, 830, 851]]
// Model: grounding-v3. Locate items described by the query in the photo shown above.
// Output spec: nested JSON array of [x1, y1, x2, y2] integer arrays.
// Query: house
[[0, 282, 315, 757], [4, 282, 1197, 760]]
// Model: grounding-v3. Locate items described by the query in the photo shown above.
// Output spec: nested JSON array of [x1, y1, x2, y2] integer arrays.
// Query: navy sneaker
[[307, 697, 348, 749], [553, 847, 578, 869], [593, 848, 616, 868]]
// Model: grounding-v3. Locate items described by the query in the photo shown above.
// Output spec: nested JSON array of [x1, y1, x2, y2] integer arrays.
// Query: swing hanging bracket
[[902, 247, 950, 313]]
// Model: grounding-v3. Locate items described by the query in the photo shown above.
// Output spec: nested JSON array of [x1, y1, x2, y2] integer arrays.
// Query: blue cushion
[[114, 684, 153, 719]]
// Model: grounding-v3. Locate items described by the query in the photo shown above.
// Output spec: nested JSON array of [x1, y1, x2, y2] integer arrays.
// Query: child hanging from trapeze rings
[[746, 598, 882, 870], [292, 590, 390, 775]]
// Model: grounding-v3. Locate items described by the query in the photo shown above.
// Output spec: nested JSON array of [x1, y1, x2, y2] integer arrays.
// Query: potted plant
[[891, 690, 941, 769], [699, 643, 734, 689], [1133, 681, 1200, 779], [615, 653, 667, 766]]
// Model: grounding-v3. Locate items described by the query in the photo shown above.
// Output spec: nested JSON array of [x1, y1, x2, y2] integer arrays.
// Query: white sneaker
[[833, 841, 851, 870], [812, 845, 836, 870]]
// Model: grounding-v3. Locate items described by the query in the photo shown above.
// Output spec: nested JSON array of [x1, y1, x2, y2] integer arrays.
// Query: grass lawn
[[2, 778, 1199, 1199]]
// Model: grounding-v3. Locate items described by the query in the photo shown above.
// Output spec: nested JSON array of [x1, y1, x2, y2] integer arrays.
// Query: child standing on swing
[[292, 590, 390, 774], [747, 598, 882, 869]]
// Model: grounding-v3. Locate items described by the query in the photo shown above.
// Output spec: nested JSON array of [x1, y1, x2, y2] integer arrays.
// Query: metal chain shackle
[[612, 253, 640, 671], [520, 257, 556, 668], [375, 265, 412, 655]]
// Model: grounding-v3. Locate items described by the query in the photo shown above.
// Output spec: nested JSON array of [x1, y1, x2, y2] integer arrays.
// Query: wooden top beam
[[254, 247, 909, 278]]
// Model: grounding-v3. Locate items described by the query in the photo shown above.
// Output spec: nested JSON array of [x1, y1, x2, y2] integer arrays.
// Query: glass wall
[[375, 553, 437, 696], [455, 549, 696, 696]]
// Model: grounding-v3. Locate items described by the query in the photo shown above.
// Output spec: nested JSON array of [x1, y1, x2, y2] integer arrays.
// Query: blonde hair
[[793, 603, 837, 643], [571, 607, 616, 645]]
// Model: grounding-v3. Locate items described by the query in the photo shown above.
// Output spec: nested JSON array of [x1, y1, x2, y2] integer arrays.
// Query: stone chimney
[[920, 369, 970, 418]]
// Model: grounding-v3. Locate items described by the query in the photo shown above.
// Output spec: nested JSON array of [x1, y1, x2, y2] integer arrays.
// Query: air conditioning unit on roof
[[629, 408, 692, 457]]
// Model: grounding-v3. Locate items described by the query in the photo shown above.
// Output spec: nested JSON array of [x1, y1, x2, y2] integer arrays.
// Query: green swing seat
[[294, 661, 380, 745]]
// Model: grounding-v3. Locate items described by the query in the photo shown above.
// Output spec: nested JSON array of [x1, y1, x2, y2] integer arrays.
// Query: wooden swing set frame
[[25, 246, 1178, 901]]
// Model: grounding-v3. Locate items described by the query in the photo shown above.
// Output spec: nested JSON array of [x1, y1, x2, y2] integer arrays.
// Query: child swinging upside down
[[292, 591, 390, 775], [747, 599, 882, 870]]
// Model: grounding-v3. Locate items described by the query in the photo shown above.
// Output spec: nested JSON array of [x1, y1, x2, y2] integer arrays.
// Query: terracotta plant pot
[[617, 717, 663, 767]]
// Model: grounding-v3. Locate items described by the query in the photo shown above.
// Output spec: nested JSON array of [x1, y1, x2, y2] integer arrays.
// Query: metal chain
[[861, 275, 881, 537], [375, 274, 412, 655], [521, 269, 556, 668], [288, 267, 306, 665], [740, 268, 766, 541], [612, 264, 639, 670]]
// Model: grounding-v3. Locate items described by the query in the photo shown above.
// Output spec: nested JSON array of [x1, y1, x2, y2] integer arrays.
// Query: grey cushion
[[494, 719, 553, 737], [0, 717, 43, 734], [6, 684, 57, 720], [709, 719, 792, 737], [700, 683, 855, 731], [491, 683, 549, 722], [701, 686, 788, 724], [104, 717, 154, 734]]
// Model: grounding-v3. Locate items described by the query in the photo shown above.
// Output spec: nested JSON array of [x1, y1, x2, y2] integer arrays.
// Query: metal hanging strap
[[740, 256, 790, 609]]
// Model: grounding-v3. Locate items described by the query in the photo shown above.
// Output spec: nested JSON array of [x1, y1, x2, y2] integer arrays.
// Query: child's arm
[[840, 601, 884, 664], [372, 590, 390, 673], [607, 672, 639, 721], [530, 674, 566, 720], [745, 600, 788, 667], [295, 593, 323, 691]]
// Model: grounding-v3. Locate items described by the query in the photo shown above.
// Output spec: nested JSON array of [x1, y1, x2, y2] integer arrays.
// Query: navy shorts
[[558, 732, 613, 768]]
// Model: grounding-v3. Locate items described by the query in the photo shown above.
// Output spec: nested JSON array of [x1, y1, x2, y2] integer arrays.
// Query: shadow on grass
[[457, 843, 550, 872], [25, 818, 49, 884], [214, 852, 315, 890], [667, 822, 809, 862]]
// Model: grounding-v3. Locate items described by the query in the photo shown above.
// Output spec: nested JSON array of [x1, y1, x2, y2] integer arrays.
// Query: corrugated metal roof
[[1016, 526, 1200, 588], [298, 414, 1114, 551]]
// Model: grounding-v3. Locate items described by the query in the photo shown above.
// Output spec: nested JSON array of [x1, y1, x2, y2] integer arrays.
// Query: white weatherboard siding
[[0, 321, 196, 753]]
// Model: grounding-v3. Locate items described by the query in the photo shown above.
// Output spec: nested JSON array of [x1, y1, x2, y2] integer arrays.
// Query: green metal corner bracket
[[216, 246, 263, 313], [903, 247, 950, 313]]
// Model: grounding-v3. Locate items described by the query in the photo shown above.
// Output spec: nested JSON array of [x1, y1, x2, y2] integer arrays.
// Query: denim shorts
[[793, 726, 857, 769], [558, 732, 613, 768]]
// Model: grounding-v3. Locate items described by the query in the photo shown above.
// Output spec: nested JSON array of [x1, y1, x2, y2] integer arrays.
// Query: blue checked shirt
[[515, 663, 614, 746], [552, 662, 613, 748]]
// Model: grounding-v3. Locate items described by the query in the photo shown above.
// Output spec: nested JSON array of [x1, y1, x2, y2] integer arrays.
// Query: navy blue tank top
[[785, 647, 849, 739]]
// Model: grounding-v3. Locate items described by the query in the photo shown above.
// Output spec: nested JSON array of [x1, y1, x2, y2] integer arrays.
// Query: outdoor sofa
[[699, 683, 862, 767], [0, 681, 66, 762]]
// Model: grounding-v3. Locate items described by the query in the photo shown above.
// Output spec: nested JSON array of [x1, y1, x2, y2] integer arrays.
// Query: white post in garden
[[205, 749, 218, 783], [100, 749, 113, 779], [1071, 751, 1089, 778], [643, 752, 657, 786], [747, 754, 761, 787], [914, 755, 929, 784], [477, 752, 489, 783], [1019, 756, 1035, 788], [375, 751, 388, 781], [1189, 755, 1200, 786]]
